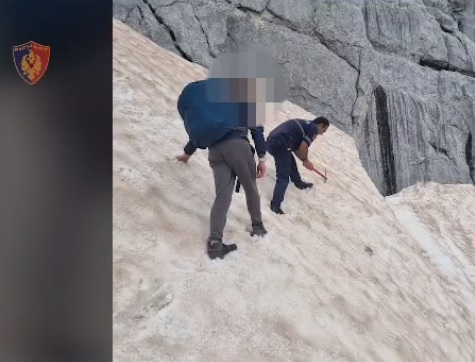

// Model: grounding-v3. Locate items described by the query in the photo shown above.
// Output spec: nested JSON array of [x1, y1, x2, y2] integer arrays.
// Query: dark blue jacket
[[267, 119, 319, 152], [184, 126, 267, 157]]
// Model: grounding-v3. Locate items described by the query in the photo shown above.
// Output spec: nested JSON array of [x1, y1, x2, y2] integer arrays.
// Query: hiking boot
[[207, 239, 237, 260], [270, 203, 285, 215], [295, 181, 313, 190], [250, 222, 268, 237]]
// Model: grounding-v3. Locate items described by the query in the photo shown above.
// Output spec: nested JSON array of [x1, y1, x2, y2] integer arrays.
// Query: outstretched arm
[[250, 127, 267, 178], [183, 140, 197, 156], [294, 141, 309, 162], [249, 127, 266, 158], [176, 140, 197, 163], [294, 141, 315, 170]]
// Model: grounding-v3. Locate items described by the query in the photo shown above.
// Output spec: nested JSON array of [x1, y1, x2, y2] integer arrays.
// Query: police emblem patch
[[13, 41, 50, 85]]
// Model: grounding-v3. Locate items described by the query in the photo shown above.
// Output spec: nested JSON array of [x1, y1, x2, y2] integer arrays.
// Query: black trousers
[[267, 136, 302, 206]]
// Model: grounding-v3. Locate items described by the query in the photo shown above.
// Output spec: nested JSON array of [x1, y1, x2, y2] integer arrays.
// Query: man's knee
[[240, 178, 259, 195], [276, 175, 290, 186], [276, 166, 291, 181]]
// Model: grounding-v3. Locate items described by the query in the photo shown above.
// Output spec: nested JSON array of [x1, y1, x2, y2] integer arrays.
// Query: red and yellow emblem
[[13, 41, 51, 85]]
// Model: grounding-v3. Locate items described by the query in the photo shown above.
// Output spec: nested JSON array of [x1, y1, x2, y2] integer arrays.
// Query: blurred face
[[227, 77, 280, 128], [227, 78, 261, 103], [317, 124, 329, 135]]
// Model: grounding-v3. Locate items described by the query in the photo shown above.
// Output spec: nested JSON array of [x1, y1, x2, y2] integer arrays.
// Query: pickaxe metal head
[[312, 167, 328, 183]]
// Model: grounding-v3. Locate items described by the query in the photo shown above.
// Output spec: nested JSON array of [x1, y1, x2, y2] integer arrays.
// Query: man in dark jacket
[[176, 124, 268, 260], [266, 117, 330, 214]]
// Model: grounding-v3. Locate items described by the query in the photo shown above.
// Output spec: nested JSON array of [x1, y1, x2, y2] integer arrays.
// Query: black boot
[[250, 222, 267, 237], [270, 202, 285, 215], [295, 180, 313, 190], [207, 239, 237, 260]]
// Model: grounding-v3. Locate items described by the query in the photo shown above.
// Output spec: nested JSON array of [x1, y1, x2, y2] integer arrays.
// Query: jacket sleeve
[[303, 124, 319, 146], [250, 127, 267, 158], [184, 140, 198, 155]]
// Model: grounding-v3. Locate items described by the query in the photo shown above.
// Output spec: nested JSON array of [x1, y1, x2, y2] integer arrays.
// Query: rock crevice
[[375, 85, 397, 196], [466, 132, 475, 182], [141, 0, 193, 62], [193, 12, 213, 57]]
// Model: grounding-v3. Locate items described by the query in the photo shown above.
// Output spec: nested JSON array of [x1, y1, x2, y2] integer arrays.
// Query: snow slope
[[113, 19, 475, 362]]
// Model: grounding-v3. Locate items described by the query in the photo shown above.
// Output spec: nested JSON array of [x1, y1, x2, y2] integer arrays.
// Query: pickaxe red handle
[[312, 167, 327, 183]]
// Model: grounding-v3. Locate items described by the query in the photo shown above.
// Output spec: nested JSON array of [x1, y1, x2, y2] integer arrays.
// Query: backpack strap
[[294, 120, 312, 145]]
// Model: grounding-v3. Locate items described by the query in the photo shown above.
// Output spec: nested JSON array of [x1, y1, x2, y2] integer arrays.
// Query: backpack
[[177, 78, 244, 149]]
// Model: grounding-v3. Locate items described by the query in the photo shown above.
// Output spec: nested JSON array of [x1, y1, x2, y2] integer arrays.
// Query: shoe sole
[[207, 246, 237, 259], [250, 231, 268, 237], [208, 251, 225, 260]]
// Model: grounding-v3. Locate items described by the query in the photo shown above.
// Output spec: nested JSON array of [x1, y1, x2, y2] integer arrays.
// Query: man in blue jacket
[[176, 124, 268, 260], [267, 117, 330, 214]]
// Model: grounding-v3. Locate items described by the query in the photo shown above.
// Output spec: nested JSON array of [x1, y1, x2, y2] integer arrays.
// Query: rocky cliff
[[113, 0, 475, 195]]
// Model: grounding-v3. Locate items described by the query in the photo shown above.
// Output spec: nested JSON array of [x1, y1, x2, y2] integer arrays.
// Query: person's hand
[[302, 160, 315, 171], [176, 154, 191, 163], [256, 161, 266, 178]]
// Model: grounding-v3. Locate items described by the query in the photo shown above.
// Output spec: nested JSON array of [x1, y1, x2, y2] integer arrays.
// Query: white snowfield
[[113, 19, 475, 362]]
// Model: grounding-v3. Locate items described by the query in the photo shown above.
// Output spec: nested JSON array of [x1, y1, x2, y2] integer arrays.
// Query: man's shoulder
[[286, 118, 305, 124], [302, 120, 316, 132], [290, 118, 313, 129], [280, 118, 302, 130], [270, 119, 303, 136]]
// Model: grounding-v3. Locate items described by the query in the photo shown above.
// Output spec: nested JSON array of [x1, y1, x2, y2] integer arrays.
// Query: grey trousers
[[208, 137, 262, 242]]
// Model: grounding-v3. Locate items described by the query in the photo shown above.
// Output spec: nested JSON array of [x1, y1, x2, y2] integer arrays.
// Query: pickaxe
[[312, 167, 327, 183]]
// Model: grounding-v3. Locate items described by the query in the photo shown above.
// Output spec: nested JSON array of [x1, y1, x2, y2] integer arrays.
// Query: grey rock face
[[113, 0, 177, 55], [225, 0, 269, 13], [355, 49, 474, 195], [311, 0, 370, 69], [113, 0, 475, 195], [365, 0, 448, 64]]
